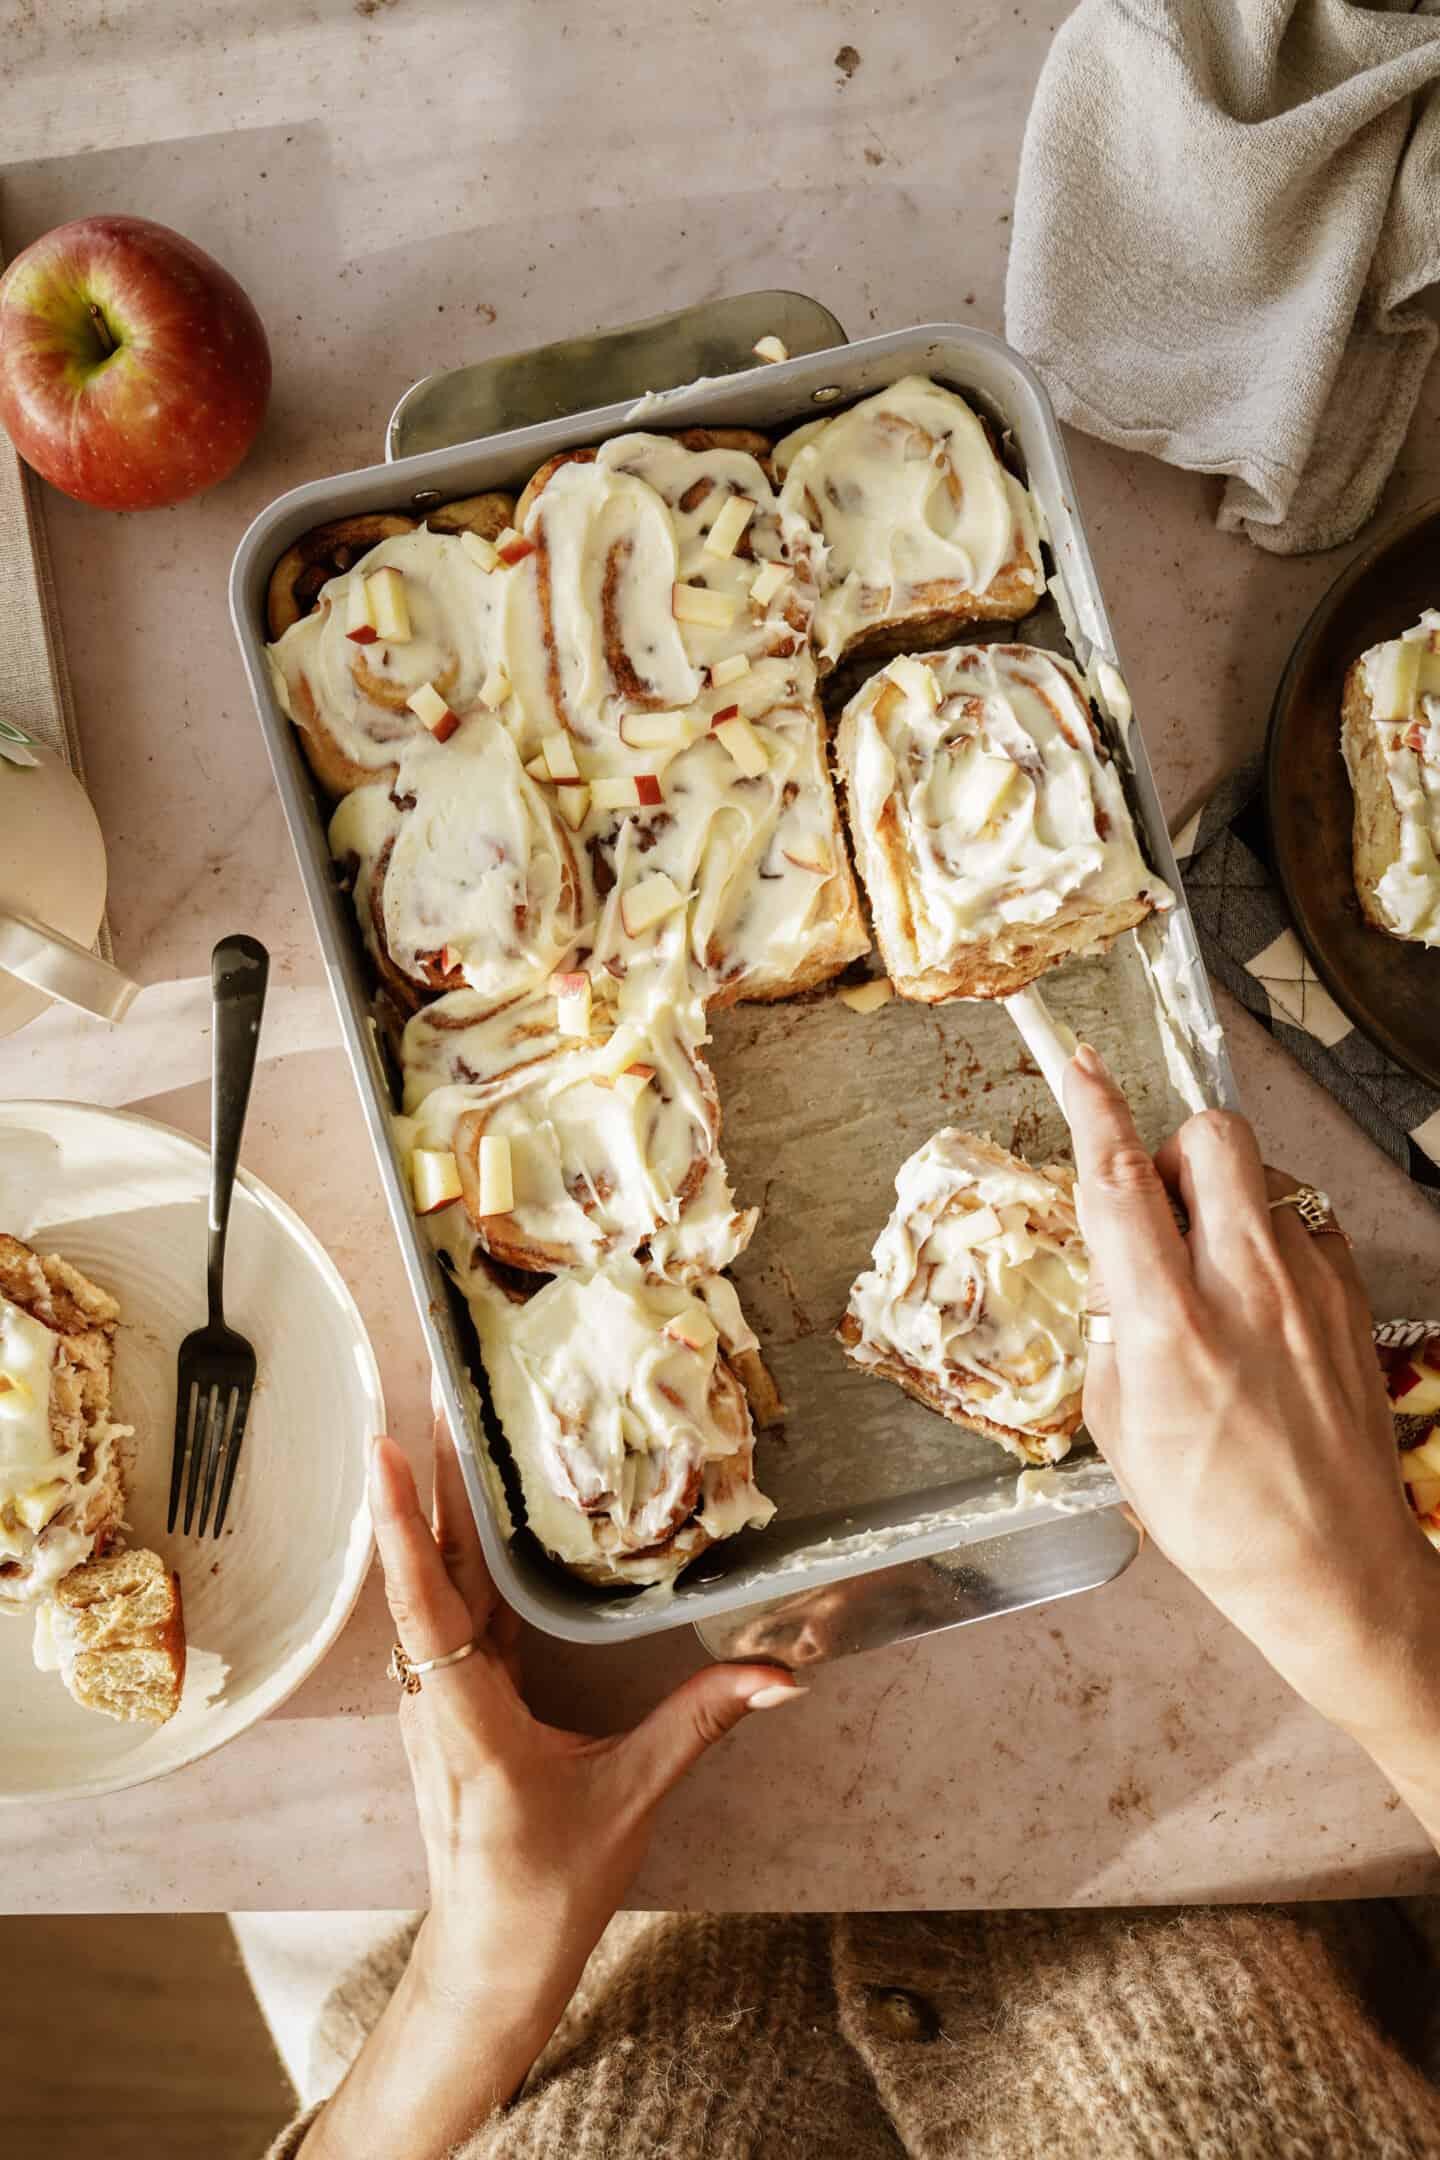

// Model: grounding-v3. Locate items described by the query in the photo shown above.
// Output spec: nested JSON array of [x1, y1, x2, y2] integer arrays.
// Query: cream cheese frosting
[[402, 967, 756, 1280], [1354, 612, 1440, 944], [774, 375, 1044, 663], [0, 1292, 122, 1604], [842, 1130, 1087, 1459], [328, 712, 586, 1001], [838, 644, 1167, 984], [463, 1258, 774, 1583], [266, 529, 504, 782]]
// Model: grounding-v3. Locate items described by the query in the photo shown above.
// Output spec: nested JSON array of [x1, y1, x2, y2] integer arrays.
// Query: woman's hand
[[299, 1426, 802, 2160], [1064, 1046, 1440, 1792]]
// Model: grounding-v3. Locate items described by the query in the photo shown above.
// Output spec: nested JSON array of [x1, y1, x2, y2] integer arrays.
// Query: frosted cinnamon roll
[[774, 375, 1044, 668], [328, 711, 586, 1007], [266, 524, 511, 798], [1341, 612, 1440, 947], [836, 643, 1168, 1000], [838, 1131, 1087, 1465], [400, 976, 755, 1278], [459, 1256, 775, 1589], [578, 664, 868, 1005], [0, 1236, 129, 1608]]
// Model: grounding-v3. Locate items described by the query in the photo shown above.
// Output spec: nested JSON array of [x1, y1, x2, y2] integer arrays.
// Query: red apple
[[0, 215, 270, 511]]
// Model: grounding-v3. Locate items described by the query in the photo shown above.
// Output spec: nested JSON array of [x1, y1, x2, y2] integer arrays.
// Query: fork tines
[[168, 1366, 255, 1537]]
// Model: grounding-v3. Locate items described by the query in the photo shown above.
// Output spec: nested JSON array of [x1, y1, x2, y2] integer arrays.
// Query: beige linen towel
[[1006, 0, 1440, 554]]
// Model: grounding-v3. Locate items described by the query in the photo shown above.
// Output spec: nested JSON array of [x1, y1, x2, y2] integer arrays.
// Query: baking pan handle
[[386, 290, 848, 461], [692, 1506, 1140, 1671]]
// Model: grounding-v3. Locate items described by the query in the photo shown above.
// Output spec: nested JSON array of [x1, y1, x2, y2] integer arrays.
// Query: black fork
[[168, 935, 270, 1537]]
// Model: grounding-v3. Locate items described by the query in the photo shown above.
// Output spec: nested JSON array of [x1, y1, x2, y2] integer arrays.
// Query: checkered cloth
[[1176, 762, 1440, 1205]]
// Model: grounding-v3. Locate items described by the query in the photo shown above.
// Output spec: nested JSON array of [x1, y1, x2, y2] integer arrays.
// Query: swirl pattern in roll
[[836, 642, 1169, 999], [775, 376, 1044, 668], [328, 712, 585, 1006], [838, 1130, 1088, 1464]]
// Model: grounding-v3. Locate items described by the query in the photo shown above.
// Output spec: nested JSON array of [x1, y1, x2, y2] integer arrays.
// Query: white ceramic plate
[[0, 1099, 380, 1802]]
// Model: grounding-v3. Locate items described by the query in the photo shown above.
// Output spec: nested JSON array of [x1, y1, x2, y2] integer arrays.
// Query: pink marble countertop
[[2, 0, 1439, 1912]]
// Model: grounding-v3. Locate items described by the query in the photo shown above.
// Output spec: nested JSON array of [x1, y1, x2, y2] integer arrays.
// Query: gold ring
[[1268, 1186, 1338, 1235], [1081, 1310, 1115, 1345], [388, 1637, 479, 1694]]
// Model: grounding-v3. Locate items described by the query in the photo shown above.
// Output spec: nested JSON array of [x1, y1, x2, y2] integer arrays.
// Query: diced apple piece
[[459, 530, 498, 572], [1372, 638, 1422, 722], [615, 1062, 656, 1104], [704, 495, 755, 560], [709, 652, 751, 688], [635, 773, 663, 807], [411, 1148, 464, 1215], [589, 1024, 649, 1081], [524, 753, 550, 781], [550, 971, 593, 1038], [557, 784, 590, 831], [1408, 1476, 1440, 1518], [782, 843, 832, 875], [543, 731, 581, 782], [406, 681, 459, 741], [839, 977, 894, 1014], [752, 335, 789, 364], [965, 755, 1021, 830], [366, 566, 412, 643], [620, 872, 685, 938], [477, 1134, 515, 1216], [665, 1306, 719, 1353], [13, 1479, 66, 1534], [715, 715, 769, 778], [999, 1228, 1036, 1267], [497, 532, 537, 566], [1400, 1430, 1440, 1482], [749, 560, 792, 608], [592, 775, 643, 811], [345, 579, 378, 643], [873, 681, 906, 728], [673, 582, 739, 628], [619, 709, 695, 750], [709, 703, 740, 728], [480, 664, 511, 709], [946, 1204, 1004, 1249], [1420, 651, 1440, 698]]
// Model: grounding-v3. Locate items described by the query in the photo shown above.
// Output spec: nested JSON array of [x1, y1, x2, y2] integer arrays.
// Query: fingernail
[[746, 1682, 808, 1712], [1072, 1042, 1106, 1079]]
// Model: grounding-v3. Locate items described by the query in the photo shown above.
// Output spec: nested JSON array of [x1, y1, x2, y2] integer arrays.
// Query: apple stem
[[88, 302, 115, 358]]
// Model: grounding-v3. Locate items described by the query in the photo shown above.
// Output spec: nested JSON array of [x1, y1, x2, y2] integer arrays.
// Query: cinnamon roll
[[0, 1235, 129, 1609], [328, 711, 586, 1007], [836, 643, 1168, 1000], [401, 972, 756, 1279], [1341, 612, 1440, 947], [838, 1131, 1087, 1465], [579, 661, 869, 1006], [774, 375, 1044, 669], [266, 524, 511, 798], [456, 1254, 774, 1589]]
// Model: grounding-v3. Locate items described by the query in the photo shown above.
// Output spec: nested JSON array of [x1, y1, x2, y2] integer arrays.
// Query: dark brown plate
[[1265, 500, 1440, 1089]]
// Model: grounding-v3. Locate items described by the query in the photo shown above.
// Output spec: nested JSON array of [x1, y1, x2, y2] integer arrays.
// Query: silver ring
[[1081, 1310, 1115, 1345], [388, 1637, 479, 1694], [1268, 1186, 1335, 1234]]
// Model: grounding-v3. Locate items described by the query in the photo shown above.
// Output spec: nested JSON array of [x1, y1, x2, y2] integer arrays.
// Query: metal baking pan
[[230, 319, 1235, 1646]]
